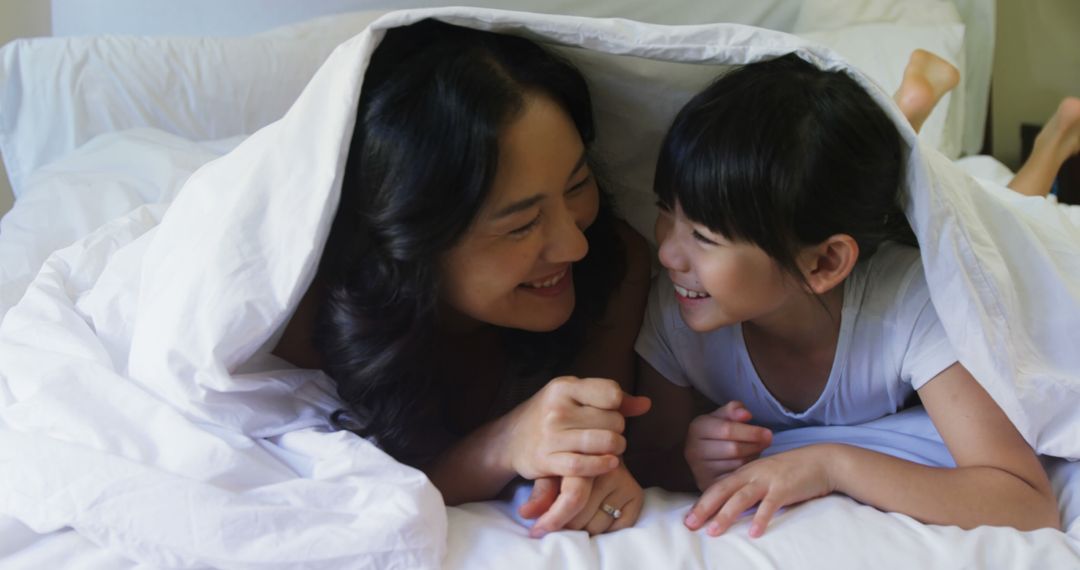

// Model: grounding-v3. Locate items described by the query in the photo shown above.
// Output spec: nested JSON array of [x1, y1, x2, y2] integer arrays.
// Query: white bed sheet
[[0, 6, 1077, 570], [3, 407, 1076, 568], [445, 408, 1080, 569]]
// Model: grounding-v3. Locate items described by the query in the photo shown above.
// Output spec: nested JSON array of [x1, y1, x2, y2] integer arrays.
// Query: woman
[[273, 19, 652, 537]]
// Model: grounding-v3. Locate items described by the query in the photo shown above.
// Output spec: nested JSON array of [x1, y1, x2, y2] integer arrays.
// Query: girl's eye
[[509, 214, 541, 236], [692, 229, 719, 245], [654, 200, 672, 213], [566, 173, 593, 195]]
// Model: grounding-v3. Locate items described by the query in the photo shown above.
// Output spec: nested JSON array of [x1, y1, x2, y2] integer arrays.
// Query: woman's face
[[440, 94, 600, 332]]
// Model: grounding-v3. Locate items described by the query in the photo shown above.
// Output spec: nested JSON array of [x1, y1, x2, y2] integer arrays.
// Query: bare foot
[[1009, 97, 1080, 197], [893, 49, 960, 134], [1037, 97, 1080, 164]]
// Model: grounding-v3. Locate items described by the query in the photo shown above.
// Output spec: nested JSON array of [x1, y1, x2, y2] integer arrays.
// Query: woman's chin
[[507, 297, 576, 332], [515, 310, 574, 333]]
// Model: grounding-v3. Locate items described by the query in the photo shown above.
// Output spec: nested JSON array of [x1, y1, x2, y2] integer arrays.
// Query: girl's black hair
[[654, 53, 915, 283], [313, 20, 622, 466]]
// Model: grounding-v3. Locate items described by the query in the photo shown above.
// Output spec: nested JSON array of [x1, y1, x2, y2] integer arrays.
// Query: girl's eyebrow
[[491, 152, 588, 220]]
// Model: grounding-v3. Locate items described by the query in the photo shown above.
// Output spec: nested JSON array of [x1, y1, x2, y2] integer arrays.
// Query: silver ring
[[600, 503, 622, 520]]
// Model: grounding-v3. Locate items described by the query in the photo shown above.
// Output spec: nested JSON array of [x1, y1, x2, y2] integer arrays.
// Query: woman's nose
[[547, 208, 589, 263]]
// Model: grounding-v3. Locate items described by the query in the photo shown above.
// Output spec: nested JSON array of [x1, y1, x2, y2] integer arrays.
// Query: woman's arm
[[572, 220, 653, 392], [518, 222, 656, 531], [626, 358, 699, 491], [686, 363, 1061, 536], [424, 223, 653, 507], [425, 376, 647, 505]]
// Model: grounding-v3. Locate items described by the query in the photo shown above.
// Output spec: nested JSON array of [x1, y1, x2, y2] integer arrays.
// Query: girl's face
[[654, 201, 794, 332], [440, 94, 600, 332]]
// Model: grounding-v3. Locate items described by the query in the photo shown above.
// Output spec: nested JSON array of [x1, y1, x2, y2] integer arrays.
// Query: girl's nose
[[655, 215, 688, 273]]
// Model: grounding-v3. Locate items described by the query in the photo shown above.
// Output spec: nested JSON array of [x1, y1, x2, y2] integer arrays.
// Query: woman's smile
[[519, 266, 573, 297]]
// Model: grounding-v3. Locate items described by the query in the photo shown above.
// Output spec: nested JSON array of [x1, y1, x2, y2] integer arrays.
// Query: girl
[[272, 20, 653, 537], [630, 53, 1061, 537]]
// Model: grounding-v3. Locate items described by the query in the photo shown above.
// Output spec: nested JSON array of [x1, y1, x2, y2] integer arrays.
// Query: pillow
[[799, 22, 966, 159], [792, 0, 970, 159], [0, 128, 230, 317], [0, 12, 383, 199]]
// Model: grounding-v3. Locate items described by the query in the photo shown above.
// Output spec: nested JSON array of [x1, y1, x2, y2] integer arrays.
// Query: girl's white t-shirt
[[635, 243, 957, 431]]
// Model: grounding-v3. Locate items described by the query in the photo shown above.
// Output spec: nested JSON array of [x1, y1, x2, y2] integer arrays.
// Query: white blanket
[[2, 7, 1079, 569]]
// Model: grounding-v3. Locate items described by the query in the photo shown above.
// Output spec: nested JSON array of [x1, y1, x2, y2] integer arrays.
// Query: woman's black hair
[[313, 19, 622, 466], [654, 53, 915, 284]]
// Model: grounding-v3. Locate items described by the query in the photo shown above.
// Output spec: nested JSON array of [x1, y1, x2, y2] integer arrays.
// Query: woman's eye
[[509, 214, 541, 236], [692, 230, 719, 245], [654, 200, 672, 213], [566, 174, 593, 195]]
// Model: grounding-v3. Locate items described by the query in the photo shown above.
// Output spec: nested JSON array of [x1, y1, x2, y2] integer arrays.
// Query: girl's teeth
[[674, 284, 710, 299]]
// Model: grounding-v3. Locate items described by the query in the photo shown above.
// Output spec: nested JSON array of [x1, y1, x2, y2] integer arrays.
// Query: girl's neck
[[744, 283, 845, 354]]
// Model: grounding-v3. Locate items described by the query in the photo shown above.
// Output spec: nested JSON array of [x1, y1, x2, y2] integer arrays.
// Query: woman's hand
[[503, 376, 651, 480], [684, 445, 836, 538], [684, 401, 773, 490], [519, 464, 645, 537]]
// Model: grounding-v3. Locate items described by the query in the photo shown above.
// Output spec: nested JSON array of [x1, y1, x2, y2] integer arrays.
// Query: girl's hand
[[504, 376, 651, 480], [684, 445, 836, 538], [685, 401, 773, 490], [520, 464, 644, 537]]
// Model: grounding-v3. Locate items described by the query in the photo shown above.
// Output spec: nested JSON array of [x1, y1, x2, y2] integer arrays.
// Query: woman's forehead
[[483, 96, 586, 214]]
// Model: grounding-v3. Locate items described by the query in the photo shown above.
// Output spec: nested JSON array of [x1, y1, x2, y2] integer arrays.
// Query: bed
[[2, 1, 1079, 568]]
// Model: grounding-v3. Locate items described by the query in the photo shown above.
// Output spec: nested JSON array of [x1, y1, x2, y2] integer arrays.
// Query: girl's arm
[[627, 360, 772, 492], [686, 363, 1060, 536], [835, 362, 1058, 529]]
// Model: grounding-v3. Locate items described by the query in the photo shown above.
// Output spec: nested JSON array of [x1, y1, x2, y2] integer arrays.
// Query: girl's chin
[[677, 305, 729, 332]]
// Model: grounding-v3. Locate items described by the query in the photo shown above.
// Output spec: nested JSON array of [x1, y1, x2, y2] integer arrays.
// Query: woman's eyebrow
[[492, 194, 545, 220], [491, 153, 588, 220], [566, 152, 587, 182]]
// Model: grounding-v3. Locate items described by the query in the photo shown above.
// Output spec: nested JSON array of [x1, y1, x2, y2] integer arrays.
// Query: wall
[[0, 0, 51, 219], [992, 0, 1080, 169]]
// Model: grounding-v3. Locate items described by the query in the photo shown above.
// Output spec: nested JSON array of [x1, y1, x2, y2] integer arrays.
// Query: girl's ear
[[798, 234, 859, 295]]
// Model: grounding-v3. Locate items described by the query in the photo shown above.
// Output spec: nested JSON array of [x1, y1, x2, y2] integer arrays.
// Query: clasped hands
[[509, 386, 827, 539], [501, 376, 649, 537]]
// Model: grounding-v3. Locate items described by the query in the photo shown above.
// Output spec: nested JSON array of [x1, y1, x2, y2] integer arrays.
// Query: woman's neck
[[436, 300, 490, 334], [433, 321, 509, 435], [272, 279, 327, 370]]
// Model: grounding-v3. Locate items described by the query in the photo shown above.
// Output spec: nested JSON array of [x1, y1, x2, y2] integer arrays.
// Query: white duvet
[[1, 7, 1079, 569]]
